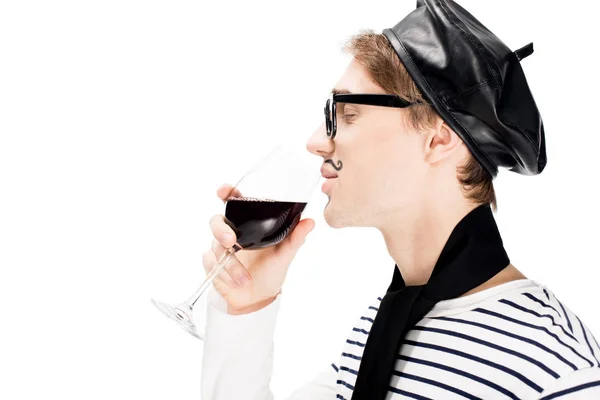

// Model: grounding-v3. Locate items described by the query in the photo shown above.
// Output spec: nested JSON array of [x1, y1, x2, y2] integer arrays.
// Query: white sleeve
[[538, 367, 600, 399], [200, 286, 338, 400], [283, 363, 338, 399]]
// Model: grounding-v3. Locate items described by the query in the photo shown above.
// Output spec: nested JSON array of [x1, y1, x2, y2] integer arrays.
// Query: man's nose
[[306, 122, 334, 157]]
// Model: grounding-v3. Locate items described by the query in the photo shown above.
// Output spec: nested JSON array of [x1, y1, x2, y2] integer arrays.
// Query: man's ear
[[424, 120, 464, 165]]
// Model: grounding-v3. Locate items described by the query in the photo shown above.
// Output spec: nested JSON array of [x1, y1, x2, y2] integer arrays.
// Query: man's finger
[[209, 214, 237, 248], [217, 184, 242, 203]]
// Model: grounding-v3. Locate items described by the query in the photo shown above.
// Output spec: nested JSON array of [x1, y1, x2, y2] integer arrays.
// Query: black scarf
[[351, 203, 510, 399]]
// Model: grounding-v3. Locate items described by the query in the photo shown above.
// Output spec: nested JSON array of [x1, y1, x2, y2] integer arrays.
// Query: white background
[[1, 1, 599, 399]]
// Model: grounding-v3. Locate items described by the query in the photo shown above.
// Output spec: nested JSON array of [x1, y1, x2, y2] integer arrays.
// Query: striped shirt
[[201, 279, 600, 399]]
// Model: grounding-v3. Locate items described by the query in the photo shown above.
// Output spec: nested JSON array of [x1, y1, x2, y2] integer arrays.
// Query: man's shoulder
[[479, 283, 598, 356], [416, 282, 600, 374]]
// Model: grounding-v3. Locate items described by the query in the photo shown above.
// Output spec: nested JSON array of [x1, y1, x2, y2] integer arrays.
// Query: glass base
[[151, 298, 204, 340]]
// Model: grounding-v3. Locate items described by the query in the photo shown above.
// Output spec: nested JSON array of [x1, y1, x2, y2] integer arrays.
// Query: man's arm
[[201, 286, 338, 399]]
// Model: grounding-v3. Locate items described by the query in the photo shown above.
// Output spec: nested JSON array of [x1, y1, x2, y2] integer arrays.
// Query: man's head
[[306, 31, 495, 229]]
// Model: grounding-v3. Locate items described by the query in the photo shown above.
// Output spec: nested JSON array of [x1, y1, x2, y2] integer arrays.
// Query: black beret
[[382, 0, 546, 178]]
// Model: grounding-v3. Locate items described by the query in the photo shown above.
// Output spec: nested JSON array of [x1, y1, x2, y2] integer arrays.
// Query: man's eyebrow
[[331, 88, 353, 95]]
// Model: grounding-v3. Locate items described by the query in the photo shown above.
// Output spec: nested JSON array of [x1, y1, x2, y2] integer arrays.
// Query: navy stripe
[[522, 292, 561, 317], [377, 297, 383, 301], [331, 362, 339, 373], [474, 308, 594, 367], [340, 365, 358, 375], [360, 316, 374, 323], [393, 370, 481, 399], [368, 306, 379, 312], [404, 339, 543, 392], [413, 325, 559, 378], [539, 380, 600, 399], [436, 316, 577, 370], [336, 394, 347, 400], [346, 339, 366, 348], [352, 327, 370, 335], [591, 334, 600, 354], [336, 380, 354, 390], [341, 352, 362, 361], [499, 299, 578, 342], [388, 386, 433, 400], [398, 354, 519, 399], [555, 297, 574, 334], [577, 315, 600, 366], [543, 288, 551, 301]]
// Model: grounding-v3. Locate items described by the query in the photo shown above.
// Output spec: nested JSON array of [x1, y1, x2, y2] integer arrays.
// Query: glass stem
[[184, 247, 238, 308]]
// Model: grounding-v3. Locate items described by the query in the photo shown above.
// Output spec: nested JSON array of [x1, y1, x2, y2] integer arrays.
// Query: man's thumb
[[288, 218, 315, 249]]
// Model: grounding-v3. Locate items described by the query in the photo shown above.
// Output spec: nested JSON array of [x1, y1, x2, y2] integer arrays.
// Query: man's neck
[[377, 201, 525, 291], [378, 201, 477, 286]]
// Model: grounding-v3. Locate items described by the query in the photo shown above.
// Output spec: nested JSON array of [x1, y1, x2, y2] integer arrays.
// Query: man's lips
[[320, 165, 338, 179], [322, 177, 337, 194]]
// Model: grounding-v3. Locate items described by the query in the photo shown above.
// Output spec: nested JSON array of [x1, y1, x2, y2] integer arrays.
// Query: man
[[201, 0, 600, 398]]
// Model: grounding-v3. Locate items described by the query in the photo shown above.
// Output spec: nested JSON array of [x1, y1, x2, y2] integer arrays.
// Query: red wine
[[224, 197, 307, 250]]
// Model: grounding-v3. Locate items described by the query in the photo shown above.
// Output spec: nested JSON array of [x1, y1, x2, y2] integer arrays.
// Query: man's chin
[[323, 204, 346, 229]]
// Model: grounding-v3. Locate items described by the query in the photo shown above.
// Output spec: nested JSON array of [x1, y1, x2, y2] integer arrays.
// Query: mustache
[[325, 159, 343, 171]]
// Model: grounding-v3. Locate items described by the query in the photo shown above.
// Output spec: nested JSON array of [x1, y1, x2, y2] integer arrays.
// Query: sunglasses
[[324, 93, 416, 139]]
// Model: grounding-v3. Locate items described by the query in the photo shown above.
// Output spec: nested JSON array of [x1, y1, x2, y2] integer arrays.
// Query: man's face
[[306, 58, 431, 229]]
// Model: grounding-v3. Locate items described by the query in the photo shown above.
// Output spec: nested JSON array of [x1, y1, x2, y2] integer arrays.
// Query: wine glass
[[151, 140, 322, 340]]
